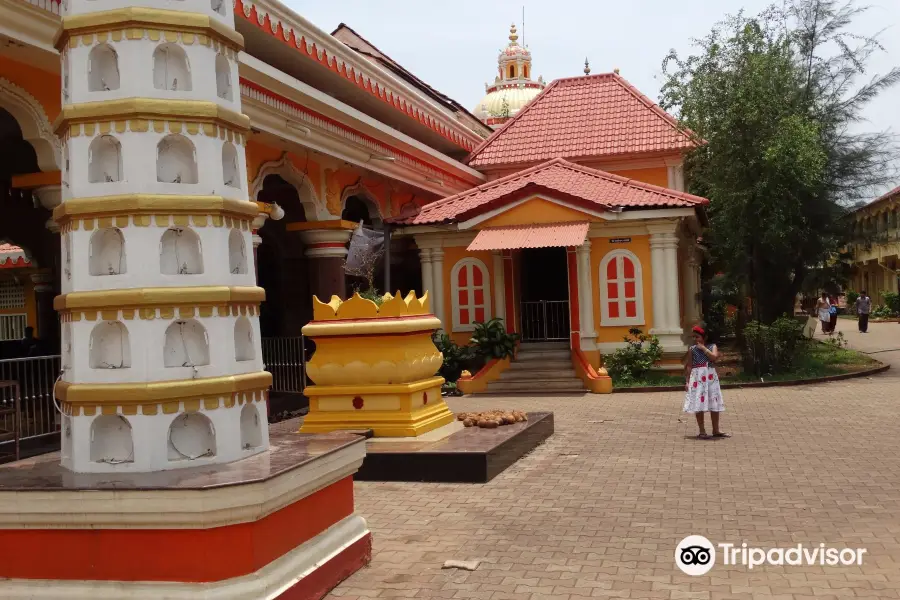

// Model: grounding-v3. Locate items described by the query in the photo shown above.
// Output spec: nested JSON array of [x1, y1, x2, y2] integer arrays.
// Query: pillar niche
[[299, 228, 353, 301]]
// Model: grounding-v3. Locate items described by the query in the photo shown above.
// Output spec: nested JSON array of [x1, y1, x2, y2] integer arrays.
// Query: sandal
[[712, 432, 731, 438], [697, 433, 711, 439]]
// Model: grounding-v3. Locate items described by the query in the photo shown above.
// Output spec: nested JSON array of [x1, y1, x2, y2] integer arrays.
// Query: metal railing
[[520, 300, 571, 341], [0, 355, 61, 441], [261, 336, 307, 393]]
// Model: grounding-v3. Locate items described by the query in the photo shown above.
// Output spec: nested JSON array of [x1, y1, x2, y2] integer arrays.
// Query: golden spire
[[584, 58, 591, 75], [509, 23, 519, 45]]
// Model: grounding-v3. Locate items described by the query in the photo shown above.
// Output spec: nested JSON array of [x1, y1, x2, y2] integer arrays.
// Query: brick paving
[[320, 322, 900, 599]]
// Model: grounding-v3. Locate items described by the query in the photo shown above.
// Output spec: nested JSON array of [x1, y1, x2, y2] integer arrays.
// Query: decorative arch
[[340, 183, 383, 227], [599, 249, 645, 327], [249, 153, 321, 221], [450, 257, 491, 332], [0, 77, 60, 171]]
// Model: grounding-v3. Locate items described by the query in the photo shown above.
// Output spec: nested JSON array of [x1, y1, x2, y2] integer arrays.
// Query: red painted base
[[278, 533, 372, 600]]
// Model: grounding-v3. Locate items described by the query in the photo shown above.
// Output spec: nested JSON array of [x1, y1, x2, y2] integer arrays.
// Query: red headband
[[692, 326, 705, 337]]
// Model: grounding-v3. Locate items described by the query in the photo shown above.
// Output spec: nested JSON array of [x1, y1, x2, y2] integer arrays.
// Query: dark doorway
[[256, 175, 311, 338], [518, 247, 570, 341]]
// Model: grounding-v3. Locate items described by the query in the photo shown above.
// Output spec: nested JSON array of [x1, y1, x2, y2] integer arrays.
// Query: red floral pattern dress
[[683, 344, 725, 413]]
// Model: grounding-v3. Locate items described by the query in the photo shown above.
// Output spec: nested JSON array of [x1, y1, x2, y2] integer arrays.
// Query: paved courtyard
[[326, 321, 900, 599]]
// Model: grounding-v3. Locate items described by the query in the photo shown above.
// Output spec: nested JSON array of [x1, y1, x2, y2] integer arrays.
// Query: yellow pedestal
[[300, 377, 454, 437], [298, 291, 452, 438]]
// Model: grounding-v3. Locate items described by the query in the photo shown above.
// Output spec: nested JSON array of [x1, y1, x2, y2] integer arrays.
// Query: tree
[[343, 243, 384, 296], [660, 0, 900, 323]]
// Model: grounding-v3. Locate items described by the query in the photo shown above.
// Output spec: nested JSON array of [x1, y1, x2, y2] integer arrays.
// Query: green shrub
[[742, 316, 809, 375], [883, 292, 900, 316], [469, 318, 519, 360], [871, 304, 895, 319], [846, 290, 859, 307], [432, 332, 476, 383], [354, 287, 385, 306], [604, 328, 663, 385]]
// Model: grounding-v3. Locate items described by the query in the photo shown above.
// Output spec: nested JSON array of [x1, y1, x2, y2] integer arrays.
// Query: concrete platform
[[354, 411, 554, 483]]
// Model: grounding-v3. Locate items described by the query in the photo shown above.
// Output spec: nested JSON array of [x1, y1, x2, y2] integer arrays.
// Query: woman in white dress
[[815, 292, 831, 334], [684, 326, 729, 439]]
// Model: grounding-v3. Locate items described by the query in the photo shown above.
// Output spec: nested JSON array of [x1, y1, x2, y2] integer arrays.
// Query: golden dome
[[474, 23, 546, 129]]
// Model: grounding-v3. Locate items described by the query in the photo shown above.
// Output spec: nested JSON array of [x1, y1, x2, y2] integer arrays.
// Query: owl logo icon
[[675, 535, 716, 575]]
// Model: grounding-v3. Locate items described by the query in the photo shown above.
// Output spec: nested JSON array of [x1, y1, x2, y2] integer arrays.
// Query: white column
[[665, 160, 685, 192], [492, 251, 506, 322], [419, 247, 434, 312], [649, 234, 668, 332], [576, 241, 596, 341], [431, 248, 445, 329], [682, 252, 700, 326], [664, 243, 680, 330], [648, 224, 686, 353]]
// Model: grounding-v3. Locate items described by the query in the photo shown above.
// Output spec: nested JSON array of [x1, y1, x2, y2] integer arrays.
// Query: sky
[[290, 0, 900, 195]]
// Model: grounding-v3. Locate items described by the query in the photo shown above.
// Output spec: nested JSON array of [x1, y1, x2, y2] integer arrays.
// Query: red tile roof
[[466, 73, 697, 169], [398, 158, 708, 225], [467, 222, 589, 251]]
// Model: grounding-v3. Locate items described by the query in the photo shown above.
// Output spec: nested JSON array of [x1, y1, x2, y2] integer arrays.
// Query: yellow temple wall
[[590, 235, 655, 344], [478, 197, 602, 228], [609, 167, 669, 189], [0, 273, 38, 336], [440, 246, 497, 347]]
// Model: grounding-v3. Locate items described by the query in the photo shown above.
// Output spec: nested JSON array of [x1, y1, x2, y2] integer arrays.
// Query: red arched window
[[451, 258, 491, 331], [599, 250, 644, 326]]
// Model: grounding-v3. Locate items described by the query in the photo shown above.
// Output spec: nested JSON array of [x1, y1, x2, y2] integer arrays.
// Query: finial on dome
[[584, 58, 591, 75], [614, 67, 620, 75], [509, 23, 519, 44]]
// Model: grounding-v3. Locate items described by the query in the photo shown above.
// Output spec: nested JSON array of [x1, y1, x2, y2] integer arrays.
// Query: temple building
[[0, 2, 710, 592], [848, 186, 900, 298], [474, 24, 546, 129], [0, 9, 707, 386]]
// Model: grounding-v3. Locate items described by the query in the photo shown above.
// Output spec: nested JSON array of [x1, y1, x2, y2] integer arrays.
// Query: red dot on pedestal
[[422, 392, 428, 405], [352, 396, 364, 410]]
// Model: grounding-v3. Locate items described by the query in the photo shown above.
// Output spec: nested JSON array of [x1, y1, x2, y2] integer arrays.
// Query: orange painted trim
[[286, 219, 359, 232], [0, 477, 356, 583], [11, 171, 61, 189], [567, 247, 580, 351], [232, 18, 475, 151], [502, 251, 516, 334], [457, 357, 511, 395], [241, 79, 475, 186], [572, 347, 612, 394]]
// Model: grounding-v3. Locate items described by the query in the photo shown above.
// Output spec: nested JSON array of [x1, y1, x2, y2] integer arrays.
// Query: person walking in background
[[856, 290, 871, 333], [815, 293, 831, 335], [683, 326, 729, 439], [828, 295, 838, 334]]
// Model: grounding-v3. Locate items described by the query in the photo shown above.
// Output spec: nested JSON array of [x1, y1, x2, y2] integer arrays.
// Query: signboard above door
[[609, 237, 632, 244]]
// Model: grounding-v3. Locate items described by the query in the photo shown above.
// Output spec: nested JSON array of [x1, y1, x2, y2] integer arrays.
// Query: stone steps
[[481, 342, 586, 395]]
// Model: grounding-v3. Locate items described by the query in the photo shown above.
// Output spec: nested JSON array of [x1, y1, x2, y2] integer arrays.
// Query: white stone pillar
[[419, 247, 434, 311], [648, 224, 686, 353], [431, 248, 445, 329], [666, 161, 685, 192], [492, 251, 506, 322], [682, 252, 700, 326], [576, 241, 596, 341]]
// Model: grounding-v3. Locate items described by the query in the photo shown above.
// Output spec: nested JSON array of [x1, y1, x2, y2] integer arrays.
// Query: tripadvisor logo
[[675, 536, 867, 575]]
